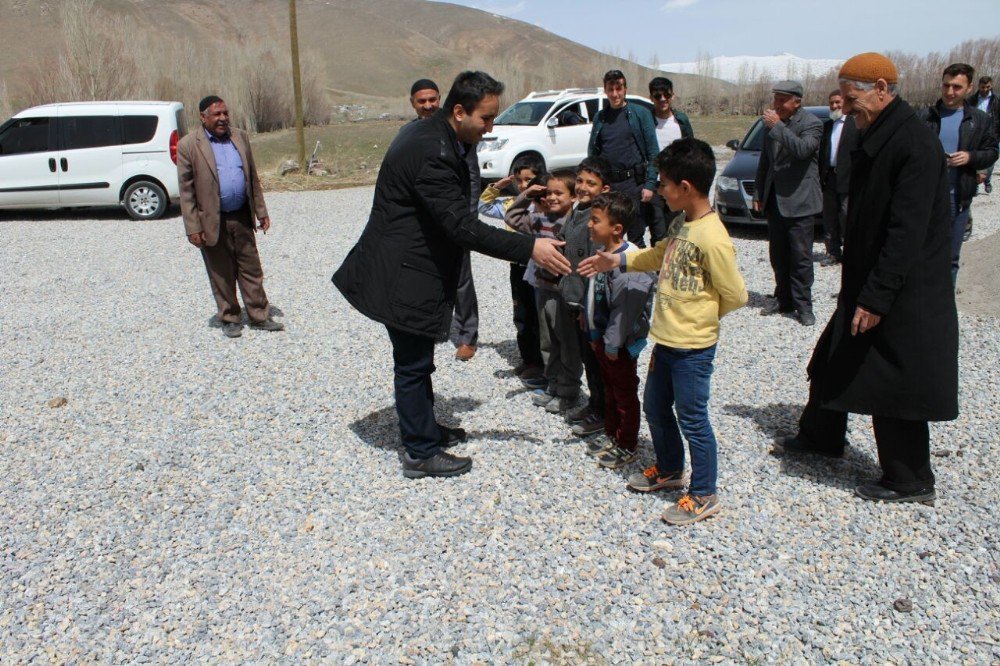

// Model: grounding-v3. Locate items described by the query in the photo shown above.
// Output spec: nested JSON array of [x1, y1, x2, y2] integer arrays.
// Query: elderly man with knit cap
[[775, 53, 958, 505]]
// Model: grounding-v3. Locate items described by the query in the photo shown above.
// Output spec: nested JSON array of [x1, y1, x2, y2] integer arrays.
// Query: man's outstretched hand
[[531, 238, 571, 275], [577, 251, 621, 278]]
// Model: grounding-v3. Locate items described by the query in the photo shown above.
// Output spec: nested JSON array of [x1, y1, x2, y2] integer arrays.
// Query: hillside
[[0, 0, 727, 109]]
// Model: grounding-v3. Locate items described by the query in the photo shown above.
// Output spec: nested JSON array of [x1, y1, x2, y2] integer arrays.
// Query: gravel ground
[[1, 179, 998, 663]]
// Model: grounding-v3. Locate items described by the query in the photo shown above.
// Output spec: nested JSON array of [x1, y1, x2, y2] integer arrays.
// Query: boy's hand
[[641, 188, 653, 203], [578, 251, 621, 277], [532, 238, 571, 275], [187, 232, 205, 248], [525, 184, 547, 199], [493, 175, 514, 190]]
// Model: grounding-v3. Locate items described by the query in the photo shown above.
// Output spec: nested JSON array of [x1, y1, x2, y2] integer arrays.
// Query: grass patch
[[252, 115, 757, 192]]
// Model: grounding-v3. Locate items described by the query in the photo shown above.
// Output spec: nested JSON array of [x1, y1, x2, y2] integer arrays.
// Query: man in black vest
[[334, 72, 570, 479]]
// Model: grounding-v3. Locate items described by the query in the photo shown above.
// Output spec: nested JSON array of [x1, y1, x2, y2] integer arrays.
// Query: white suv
[[478, 88, 654, 179], [0, 101, 185, 219]]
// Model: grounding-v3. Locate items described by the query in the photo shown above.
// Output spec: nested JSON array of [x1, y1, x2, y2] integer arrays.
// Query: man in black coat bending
[[776, 53, 959, 505], [333, 71, 571, 479]]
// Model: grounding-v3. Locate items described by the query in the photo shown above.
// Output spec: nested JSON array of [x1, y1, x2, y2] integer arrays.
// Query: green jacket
[[587, 103, 660, 191], [667, 109, 695, 142]]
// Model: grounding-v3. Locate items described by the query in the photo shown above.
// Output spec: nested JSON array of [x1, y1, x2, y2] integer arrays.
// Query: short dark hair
[[577, 155, 612, 185], [980, 75, 993, 85], [199, 95, 224, 113], [549, 168, 576, 196], [591, 191, 635, 229], [649, 77, 674, 94], [443, 71, 504, 115], [510, 154, 545, 178], [656, 137, 716, 196], [943, 63, 976, 85], [829, 89, 842, 99], [603, 70, 627, 88]]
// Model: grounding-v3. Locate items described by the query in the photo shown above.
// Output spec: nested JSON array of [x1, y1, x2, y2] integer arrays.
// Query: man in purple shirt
[[177, 96, 284, 338]]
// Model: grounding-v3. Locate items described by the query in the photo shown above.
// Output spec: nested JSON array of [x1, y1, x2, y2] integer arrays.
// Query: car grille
[[741, 181, 755, 197]]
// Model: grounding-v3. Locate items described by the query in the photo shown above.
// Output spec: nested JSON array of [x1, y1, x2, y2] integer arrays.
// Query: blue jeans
[[950, 192, 971, 286], [643, 344, 718, 496]]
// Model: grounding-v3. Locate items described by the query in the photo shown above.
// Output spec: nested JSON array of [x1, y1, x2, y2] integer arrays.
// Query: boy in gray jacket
[[582, 192, 655, 469]]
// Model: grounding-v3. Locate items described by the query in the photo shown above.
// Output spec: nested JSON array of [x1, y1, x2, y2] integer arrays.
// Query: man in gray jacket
[[754, 81, 823, 326]]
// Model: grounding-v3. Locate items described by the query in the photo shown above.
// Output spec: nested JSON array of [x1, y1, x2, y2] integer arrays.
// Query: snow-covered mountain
[[659, 53, 842, 83]]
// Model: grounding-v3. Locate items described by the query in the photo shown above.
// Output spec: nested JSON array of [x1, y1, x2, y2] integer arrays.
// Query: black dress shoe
[[400, 450, 472, 479], [222, 322, 243, 338], [855, 482, 936, 505], [772, 435, 844, 459], [820, 255, 841, 267], [760, 301, 795, 316], [437, 424, 467, 448], [798, 312, 816, 326]]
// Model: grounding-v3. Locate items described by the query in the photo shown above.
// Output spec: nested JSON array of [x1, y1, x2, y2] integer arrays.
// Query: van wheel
[[124, 181, 167, 220]]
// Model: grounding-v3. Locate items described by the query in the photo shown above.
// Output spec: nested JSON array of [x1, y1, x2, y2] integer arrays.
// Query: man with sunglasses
[[645, 77, 694, 244]]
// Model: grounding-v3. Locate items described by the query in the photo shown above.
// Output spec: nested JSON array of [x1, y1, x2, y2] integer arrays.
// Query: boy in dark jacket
[[582, 192, 655, 469], [560, 157, 612, 436]]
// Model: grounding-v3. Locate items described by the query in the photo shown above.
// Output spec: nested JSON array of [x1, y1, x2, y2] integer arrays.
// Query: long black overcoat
[[333, 110, 532, 340], [807, 97, 959, 421]]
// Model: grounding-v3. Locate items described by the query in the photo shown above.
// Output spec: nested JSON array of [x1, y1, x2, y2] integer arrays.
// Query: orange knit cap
[[838, 52, 899, 84]]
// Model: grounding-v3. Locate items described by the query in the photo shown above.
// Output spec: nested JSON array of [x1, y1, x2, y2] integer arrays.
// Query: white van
[[0, 101, 185, 220]]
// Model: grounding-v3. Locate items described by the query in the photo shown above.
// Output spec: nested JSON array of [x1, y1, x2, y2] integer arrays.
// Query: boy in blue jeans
[[580, 138, 747, 525]]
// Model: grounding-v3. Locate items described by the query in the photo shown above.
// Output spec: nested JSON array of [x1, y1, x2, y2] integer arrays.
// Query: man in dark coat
[[776, 53, 959, 505], [818, 89, 858, 266], [333, 71, 571, 479], [753, 80, 824, 326], [918, 63, 999, 285]]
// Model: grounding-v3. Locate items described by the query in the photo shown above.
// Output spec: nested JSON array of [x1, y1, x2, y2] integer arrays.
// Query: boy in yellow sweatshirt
[[579, 138, 747, 525]]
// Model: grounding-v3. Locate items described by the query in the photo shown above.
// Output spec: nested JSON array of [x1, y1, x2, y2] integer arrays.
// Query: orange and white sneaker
[[626, 465, 687, 492], [661, 494, 720, 525]]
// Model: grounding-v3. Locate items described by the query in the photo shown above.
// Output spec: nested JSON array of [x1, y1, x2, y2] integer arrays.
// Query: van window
[[123, 116, 158, 144], [0, 117, 51, 155], [175, 109, 187, 136], [61, 116, 120, 150]]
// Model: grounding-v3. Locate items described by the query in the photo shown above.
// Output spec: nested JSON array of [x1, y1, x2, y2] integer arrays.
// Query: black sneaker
[[400, 450, 472, 479], [798, 312, 816, 326], [855, 482, 935, 505], [571, 412, 605, 436], [567, 404, 592, 424], [585, 435, 615, 457], [820, 255, 841, 267], [250, 318, 285, 332], [760, 301, 794, 316], [437, 424, 467, 449], [222, 322, 243, 338], [597, 446, 639, 469]]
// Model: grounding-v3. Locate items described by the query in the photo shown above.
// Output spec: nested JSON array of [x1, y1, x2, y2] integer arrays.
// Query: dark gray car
[[715, 106, 829, 227]]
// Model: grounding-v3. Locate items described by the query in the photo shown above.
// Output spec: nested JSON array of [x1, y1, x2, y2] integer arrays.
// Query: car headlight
[[716, 176, 739, 192], [478, 138, 508, 153]]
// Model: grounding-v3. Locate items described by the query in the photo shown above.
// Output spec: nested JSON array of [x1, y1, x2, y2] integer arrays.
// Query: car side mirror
[[546, 116, 559, 129], [726, 139, 740, 151]]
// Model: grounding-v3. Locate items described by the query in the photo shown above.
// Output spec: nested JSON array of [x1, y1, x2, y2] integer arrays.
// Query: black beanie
[[410, 79, 439, 96]]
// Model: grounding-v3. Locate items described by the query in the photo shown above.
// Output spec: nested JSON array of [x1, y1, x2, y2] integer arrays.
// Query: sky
[[438, 0, 999, 64]]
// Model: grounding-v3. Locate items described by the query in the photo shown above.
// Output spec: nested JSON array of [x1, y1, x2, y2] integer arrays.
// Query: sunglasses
[[651, 92, 673, 100]]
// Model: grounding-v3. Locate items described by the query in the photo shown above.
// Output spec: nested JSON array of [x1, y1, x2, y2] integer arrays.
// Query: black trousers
[[449, 250, 479, 347], [798, 399, 935, 492], [821, 172, 848, 260], [766, 194, 815, 314], [575, 318, 605, 413], [386, 326, 442, 460], [509, 263, 542, 367], [610, 178, 647, 248], [641, 188, 673, 246]]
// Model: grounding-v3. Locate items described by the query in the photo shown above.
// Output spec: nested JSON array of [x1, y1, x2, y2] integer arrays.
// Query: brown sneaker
[[626, 465, 686, 492], [455, 344, 476, 361], [662, 494, 720, 525]]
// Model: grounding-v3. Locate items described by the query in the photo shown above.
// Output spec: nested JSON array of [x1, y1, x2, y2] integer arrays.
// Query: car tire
[[123, 180, 167, 220]]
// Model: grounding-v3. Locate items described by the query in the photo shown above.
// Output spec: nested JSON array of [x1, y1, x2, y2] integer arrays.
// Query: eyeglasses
[[651, 92, 673, 100]]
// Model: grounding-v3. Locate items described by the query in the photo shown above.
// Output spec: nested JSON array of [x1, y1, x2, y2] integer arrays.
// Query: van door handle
[[60, 158, 68, 172], [49, 158, 56, 172]]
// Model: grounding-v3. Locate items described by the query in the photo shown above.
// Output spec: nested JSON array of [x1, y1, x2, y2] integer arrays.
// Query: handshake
[[530, 238, 622, 278]]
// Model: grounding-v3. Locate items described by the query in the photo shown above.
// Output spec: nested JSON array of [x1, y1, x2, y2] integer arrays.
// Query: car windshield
[[741, 119, 765, 151], [494, 101, 554, 126]]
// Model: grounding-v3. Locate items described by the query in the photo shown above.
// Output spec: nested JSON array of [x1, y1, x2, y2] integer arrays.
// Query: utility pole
[[289, 0, 306, 171]]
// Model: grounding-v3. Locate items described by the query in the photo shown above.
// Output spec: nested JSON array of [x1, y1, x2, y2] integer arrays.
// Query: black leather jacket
[[917, 101, 998, 205]]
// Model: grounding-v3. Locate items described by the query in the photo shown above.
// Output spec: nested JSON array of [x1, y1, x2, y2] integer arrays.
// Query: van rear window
[[123, 116, 158, 144]]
